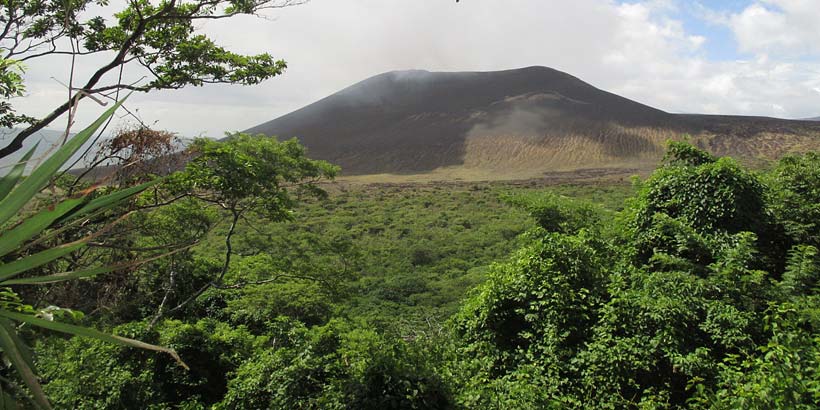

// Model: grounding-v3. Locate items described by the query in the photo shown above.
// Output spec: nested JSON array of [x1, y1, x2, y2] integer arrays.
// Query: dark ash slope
[[246, 67, 820, 177]]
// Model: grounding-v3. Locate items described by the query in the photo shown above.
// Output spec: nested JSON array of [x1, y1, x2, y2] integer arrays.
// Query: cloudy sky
[[13, 0, 820, 139]]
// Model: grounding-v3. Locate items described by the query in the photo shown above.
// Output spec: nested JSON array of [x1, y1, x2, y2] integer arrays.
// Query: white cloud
[[11, 0, 820, 141], [728, 0, 820, 57]]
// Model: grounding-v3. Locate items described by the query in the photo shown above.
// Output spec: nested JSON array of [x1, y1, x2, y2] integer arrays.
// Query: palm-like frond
[[0, 97, 186, 409]]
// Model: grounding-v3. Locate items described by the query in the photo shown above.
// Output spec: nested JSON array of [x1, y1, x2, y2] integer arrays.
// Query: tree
[[627, 141, 788, 273], [0, 58, 30, 128], [450, 143, 819, 408], [766, 152, 820, 248], [148, 133, 338, 323], [0, 0, 305, 159]]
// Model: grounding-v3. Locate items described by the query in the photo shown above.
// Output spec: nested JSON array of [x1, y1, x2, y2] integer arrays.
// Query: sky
[[11, 0, 820, 139]]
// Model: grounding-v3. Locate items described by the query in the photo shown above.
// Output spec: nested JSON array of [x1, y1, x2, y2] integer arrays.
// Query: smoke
[[332, 70, 435, 108], [468, 107, 549, 140], [467, 91, 592, 140]]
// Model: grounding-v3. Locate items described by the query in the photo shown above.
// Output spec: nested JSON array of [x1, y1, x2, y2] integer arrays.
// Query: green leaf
[[0, 310, 188, 370], [0, 142, 39, 202], [0, 241, 86, 282], [69, 179, 159, 221], [0, 198, 84, 258], [0, 185, 147, 269], [0, 318, 50, 410], [0, 97, 127, 227], [3, 245, 192, 285], [2, 264, 113, 285], [0, 318, 34, 375], [0, 389, 19, 410]]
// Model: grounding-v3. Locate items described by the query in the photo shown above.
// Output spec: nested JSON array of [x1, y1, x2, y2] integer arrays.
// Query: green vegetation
[[450, 144, 820, 408], [2, 137, 818, 409], [0, 101, 186, 409]]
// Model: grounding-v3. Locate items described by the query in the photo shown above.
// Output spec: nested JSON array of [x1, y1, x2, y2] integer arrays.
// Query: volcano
[[246, 67, 820, 180]]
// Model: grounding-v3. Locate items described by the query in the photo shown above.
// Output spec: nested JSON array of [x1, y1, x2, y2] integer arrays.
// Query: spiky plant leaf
[[0, 198, 84, 258], [0, 319, 50, 409], [2, 265, 116, 285], [3, 244, 193, 285], [0, 311, 188, 370], [0, 98, 126, 227], [69, 179, 158, 221], [0, 242, 86, 282], [0, 142, 39, 202]]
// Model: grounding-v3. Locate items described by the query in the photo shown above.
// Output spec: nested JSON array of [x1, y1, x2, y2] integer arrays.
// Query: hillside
[[246, 67, 820, 181]]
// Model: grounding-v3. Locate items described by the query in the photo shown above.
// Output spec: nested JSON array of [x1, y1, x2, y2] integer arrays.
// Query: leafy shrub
[[39, 319, 262, 409], [225, 282, 333, 329], [451, 143, 818, 408], [502, 191, 602, 234], [766, 152, 820, 248], [628, 143, 787, 273], [218, 321, 451, 409], [690, 304, 820, 409], [453, 229, 613, 407], [778, 245, 820, 298]]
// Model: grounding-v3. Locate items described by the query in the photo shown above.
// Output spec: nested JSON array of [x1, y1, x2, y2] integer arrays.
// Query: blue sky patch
[[679, 1, 749, 61]]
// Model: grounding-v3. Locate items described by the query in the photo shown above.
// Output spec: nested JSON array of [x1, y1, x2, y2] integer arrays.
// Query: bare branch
[[160, 208, 241, 318]]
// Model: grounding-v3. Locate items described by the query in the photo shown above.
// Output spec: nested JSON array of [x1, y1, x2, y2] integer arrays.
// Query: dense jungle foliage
[[3, 139, 819, 409]]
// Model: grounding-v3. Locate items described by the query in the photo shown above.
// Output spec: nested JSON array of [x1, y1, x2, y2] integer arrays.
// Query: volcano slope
[[246, 66, 820, 181]]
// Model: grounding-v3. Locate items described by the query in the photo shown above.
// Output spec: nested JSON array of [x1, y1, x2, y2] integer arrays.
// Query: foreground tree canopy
[[6, 140, 814, 408], [453, 142, 820, 409], [0, 109, 337, 406], [0, 0, 304, 158]]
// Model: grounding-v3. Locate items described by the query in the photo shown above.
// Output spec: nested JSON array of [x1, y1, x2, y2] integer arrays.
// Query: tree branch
[[160, 207, 240, 318], [148, 259, 178, 329], [0, 0, 303, 159], [0, 5, 153, 159]]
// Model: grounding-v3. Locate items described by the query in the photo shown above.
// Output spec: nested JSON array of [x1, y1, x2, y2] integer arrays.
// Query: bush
[[453, 230, 613, 406], [766, 152, 820, 248], [502, 191, 602, 234], [451, 143, 818, 408], [218, 321, 451, 409], [39, 319, 262, 409], [628, 143, 786, 273]]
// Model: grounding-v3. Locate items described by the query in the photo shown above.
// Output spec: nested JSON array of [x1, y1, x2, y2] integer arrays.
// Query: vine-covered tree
[[147, 133, 339, 323], [0, 0, 305, 159]]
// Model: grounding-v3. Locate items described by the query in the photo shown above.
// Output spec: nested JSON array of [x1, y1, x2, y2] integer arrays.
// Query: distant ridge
[[0, 128, 80, 171], [246, 67, 820, 180]]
